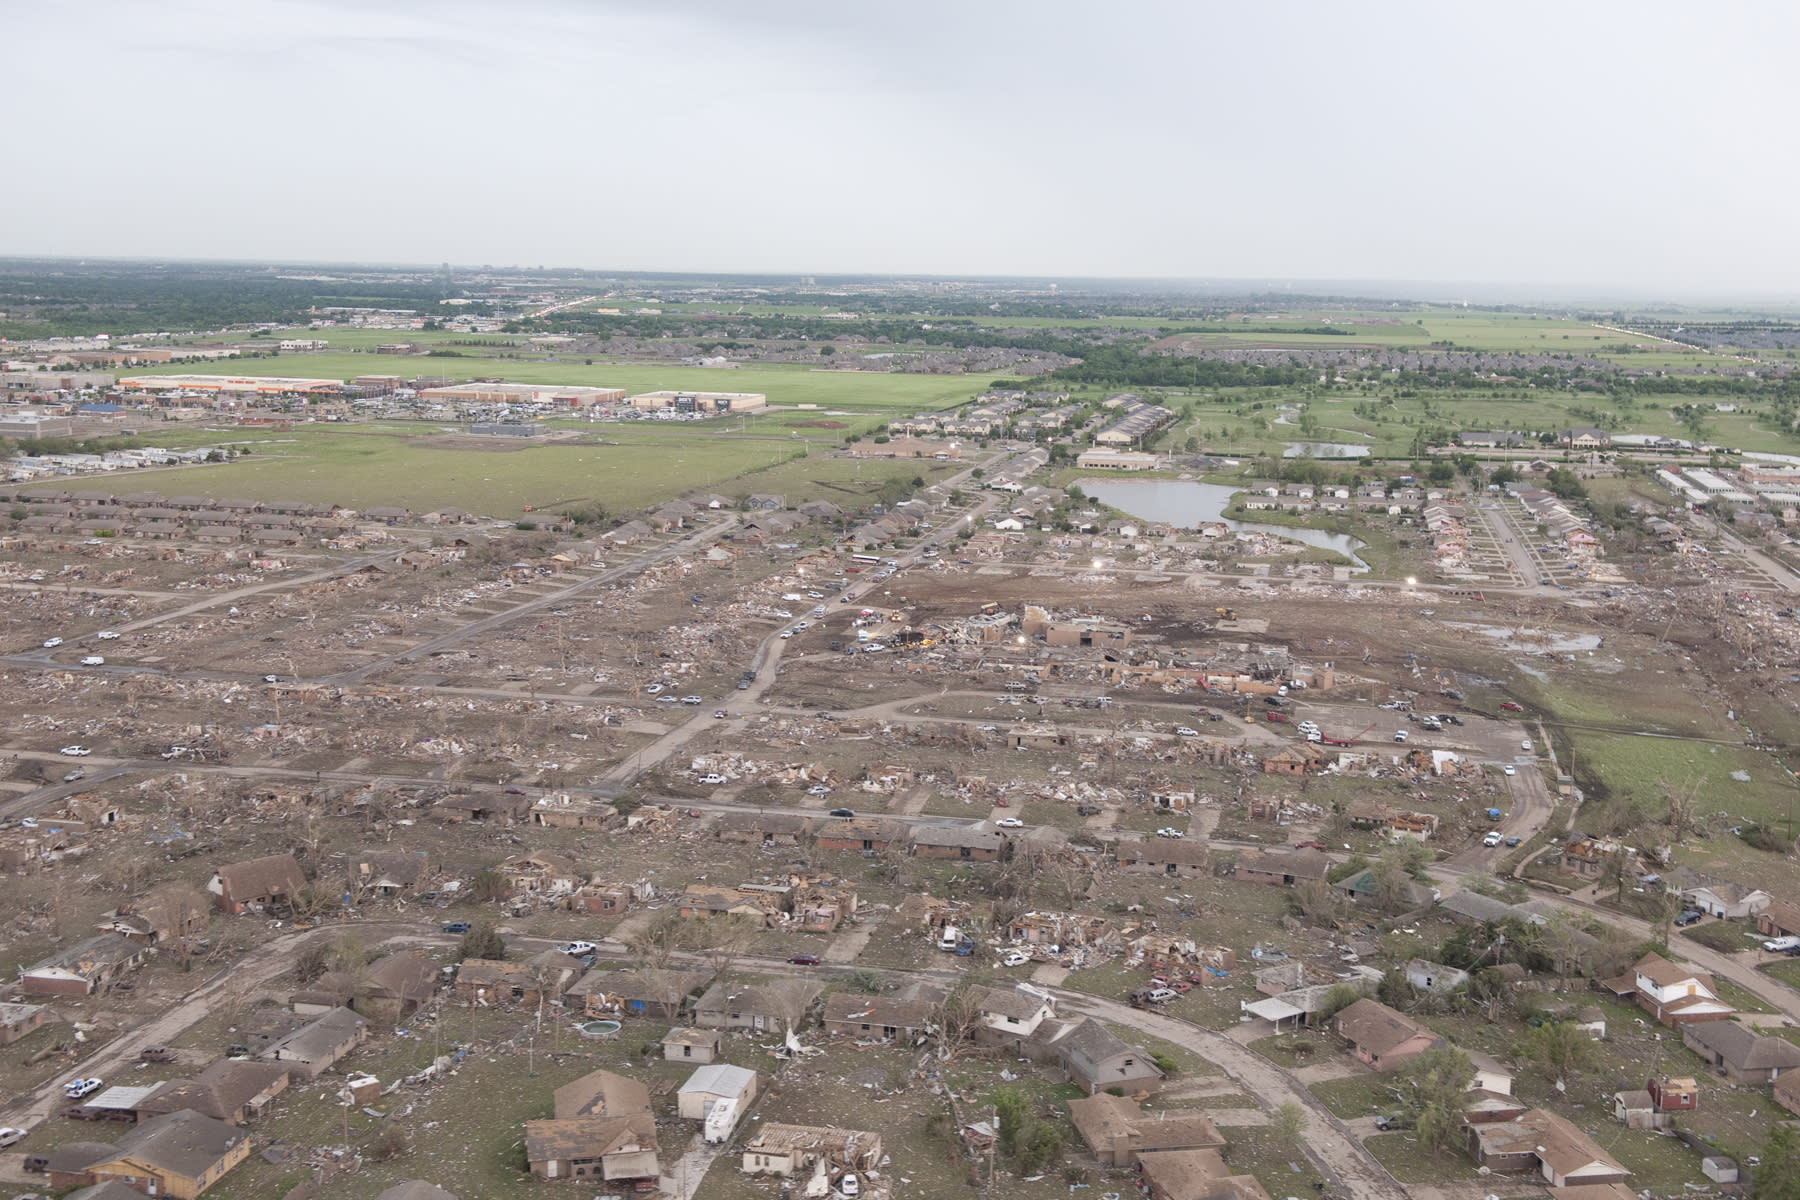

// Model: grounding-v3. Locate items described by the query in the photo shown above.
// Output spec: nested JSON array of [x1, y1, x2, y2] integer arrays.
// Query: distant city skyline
[[4, 0, 1796, 300]]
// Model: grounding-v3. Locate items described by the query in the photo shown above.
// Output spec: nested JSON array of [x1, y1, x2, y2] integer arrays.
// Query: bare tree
[[628, 910, 683, 971], [933, 983, 985, 1062]]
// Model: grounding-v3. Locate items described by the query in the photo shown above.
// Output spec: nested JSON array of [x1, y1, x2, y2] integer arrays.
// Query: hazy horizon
[[5, 0, 1796, 301]]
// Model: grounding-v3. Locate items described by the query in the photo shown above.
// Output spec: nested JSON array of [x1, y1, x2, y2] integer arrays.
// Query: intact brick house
[[1334, 999, 1445, 1072], [1681, 1020, 1800, 1084], [1043, 1017, 1165, 1095], [1468, 1109, 1629, 1188], [207, 853, 307, 915], [1117, 840, 1208, 878], [1233, 847, 1327, 887], [814, 817, 904, 856]]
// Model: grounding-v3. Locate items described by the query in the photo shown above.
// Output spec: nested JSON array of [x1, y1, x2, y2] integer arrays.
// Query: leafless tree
[[628, 910, 682, 971], [933, 983, 985, 1062]]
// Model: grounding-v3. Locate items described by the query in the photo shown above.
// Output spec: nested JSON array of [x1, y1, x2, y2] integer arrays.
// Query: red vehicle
[[1265, 711, 1289, 723], [787, 954, 821, 966], [1292, 841, 1327, 851], [993, 797, 1009, 807], [1500, 701, 1524, 712]]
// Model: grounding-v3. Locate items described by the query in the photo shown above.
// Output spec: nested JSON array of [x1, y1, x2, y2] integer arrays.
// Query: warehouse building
[[629, 390, 767, 414], [418, 383, 626, 408], [119, 374, 342, 396]]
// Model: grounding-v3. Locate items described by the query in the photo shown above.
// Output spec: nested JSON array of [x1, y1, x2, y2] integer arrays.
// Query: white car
[[806, 591, 824, 599], [806, 785, 832, 796], [682, 695, 703, 705], [42, 637, 63, 648], [59, 745, 91, 757], [995, 817, 1024, 829], [1393, 731, 1408, 743], [64, 1077, 103, 1099], [838, 1174, 861, 1199], [560, 940, 599, 957], [96, 630, 120, 640], [1764, 936, 1800, 953], [0, 1126, 22, 1147], [697, 773, 727, 785], [657, 695, 680, 703], [645, 683, 664, 695], [1000, 950, 1031, 968], [1482, 831, 1503, 847], [795, 621, 808, 629], [862, 644, 885, 653], [1156, 827, 1185, 839], [779, 631, 793, 639], [1175, 726, 1199, 737], [1503, 765, 1516, 776], [774, 610, 793, 619], [1521, 739, 1533, 752], [81, 656, 104, 666]]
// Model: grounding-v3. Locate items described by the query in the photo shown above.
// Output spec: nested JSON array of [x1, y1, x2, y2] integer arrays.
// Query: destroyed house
[[741, 1124, 882, 1178], [0, 1001, 47, 1045], [568, 881, 633, 916], [453, 959, 545, 1007], [495, 853, 579, 897], [715, 811, 814, 847], [677, 884, 788, 924], [567, 969, 706, 1019], [21, 934, 146, 997]]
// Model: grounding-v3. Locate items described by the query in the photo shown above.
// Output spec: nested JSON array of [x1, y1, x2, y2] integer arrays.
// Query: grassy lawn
[[128, 355, 996, 413], [1307, 1073, 1403, 1120], [97, 425, 962, 519]]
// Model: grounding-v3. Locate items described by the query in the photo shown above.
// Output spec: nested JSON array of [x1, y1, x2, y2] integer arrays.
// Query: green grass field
[[103, 425, 953, 517], [130, 354, 997, 413]]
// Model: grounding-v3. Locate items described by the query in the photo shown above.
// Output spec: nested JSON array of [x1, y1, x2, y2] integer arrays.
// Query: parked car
[[1675, 909, 1705, 926], [442, 921, 472, 933], [1156, 827, 1185, 839], [995, 817, 1024, 829], [59, 745, 90, 757], [62, 769, 84, 783], [1393, 731, 1408, 743], [1503, 765, 1516, 776], [1482, 831, 1503, 847], [42, 637, 63, 648], [682, 695, 704, 705], [96, 630, 120, 640], [0, 1127, 25, 1147], [828, 808, 856, 818], [1175, 726, 1199, 737], [787, 953, 821, 966], [1000, 950, 1031, 968], [645, 683, 663, 695], [1764, 936, 1800, 953], [807, 785, 832, 796], [1140, 987, 1178, 1004], [1293, 840, 1327, 850], [1500, 701, 1524, 712], [838, 1173, 861, 1199], [1076, 804, 1103, 816], [697, 773, 727, 785], [1521, 739, 1533, 751], [560, 941, 599, 957], [63, 1078, 103, 1100], [80, 655, 104, 666]]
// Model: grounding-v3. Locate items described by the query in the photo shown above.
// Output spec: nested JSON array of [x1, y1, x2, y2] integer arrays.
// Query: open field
[[80, 425, 960, 517], [125, 355, 999, 413]]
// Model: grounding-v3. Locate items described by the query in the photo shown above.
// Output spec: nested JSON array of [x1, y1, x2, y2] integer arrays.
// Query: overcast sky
[[4, 0, 1796, 299]]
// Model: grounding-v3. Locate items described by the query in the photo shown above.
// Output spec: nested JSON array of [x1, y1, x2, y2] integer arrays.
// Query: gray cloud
[[2, 0, 1794, 297]]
